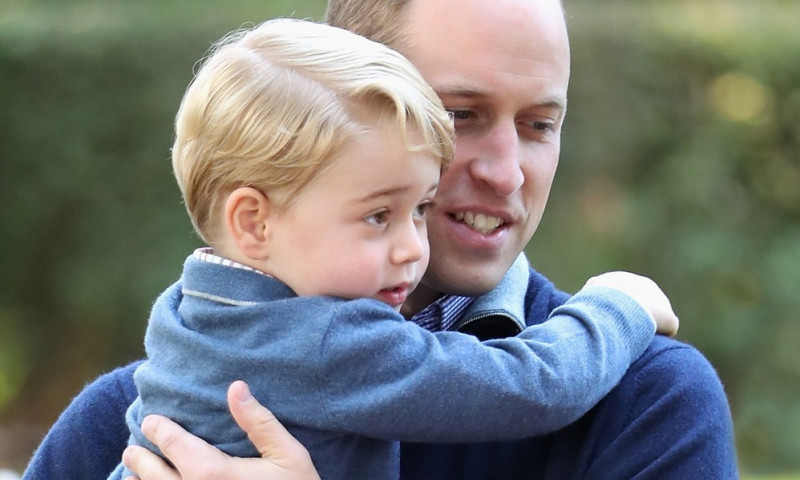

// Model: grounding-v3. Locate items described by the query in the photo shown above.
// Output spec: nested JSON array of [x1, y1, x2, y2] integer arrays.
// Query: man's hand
[[123, 381, 320, 480], [584, 271, 680, 337]]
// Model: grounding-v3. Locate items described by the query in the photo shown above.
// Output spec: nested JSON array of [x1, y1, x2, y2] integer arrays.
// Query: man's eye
[[365, 211, 389, 226], [531, 121, 554, 132], [413, 201, 433, 219], [447, 109, 473, 121], [518, 119, 559, 141]]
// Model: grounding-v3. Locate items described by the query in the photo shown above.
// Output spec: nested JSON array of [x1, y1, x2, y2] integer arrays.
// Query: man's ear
[[224, 187, 272, 260]]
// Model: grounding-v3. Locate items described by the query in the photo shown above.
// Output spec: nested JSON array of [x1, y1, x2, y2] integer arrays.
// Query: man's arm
[[124, 381, 320, 480], [22, 362, 141, 480]]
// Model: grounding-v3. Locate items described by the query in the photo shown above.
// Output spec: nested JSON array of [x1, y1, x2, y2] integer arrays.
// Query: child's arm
[[294, 272, 673, 442], [134, 272, 675, 448]]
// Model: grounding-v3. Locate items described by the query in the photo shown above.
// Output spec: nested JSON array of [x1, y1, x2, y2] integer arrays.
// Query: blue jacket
[[23, 259, 738, 479], [110, 254, 654, 480]]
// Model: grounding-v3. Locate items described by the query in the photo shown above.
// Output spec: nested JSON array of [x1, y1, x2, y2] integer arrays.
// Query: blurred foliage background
[[1, 0, 798, 476]]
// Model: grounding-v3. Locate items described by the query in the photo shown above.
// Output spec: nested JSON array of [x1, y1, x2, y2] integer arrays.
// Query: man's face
[[402, 0, 571, 309]]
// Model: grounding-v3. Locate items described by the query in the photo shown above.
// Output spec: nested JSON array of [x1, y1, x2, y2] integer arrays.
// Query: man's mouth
[[453, 211, 505, 234]]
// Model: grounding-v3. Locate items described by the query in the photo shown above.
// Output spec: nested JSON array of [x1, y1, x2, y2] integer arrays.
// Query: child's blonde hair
[[172, 18, 454, 244]]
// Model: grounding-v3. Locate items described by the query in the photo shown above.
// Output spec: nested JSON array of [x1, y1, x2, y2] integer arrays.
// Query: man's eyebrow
[[537, 98, 568, 117], [434, 85, 567, 111], [433, 85, 487, 99]]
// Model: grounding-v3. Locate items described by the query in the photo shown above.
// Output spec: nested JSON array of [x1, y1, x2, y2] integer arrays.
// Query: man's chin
[[423, 259, 511, 298]]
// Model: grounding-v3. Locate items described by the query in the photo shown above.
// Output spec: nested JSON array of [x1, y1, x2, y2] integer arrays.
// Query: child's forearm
[[314, 287, 654, 442]]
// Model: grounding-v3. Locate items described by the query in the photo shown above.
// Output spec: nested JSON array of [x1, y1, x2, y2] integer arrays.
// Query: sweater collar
[[458, 252, 530, 331], [182, 254, 296, 305]]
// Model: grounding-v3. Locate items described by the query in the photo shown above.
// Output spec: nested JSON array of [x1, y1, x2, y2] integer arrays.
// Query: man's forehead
[[401, 0, 570, 89], [402, 0, 567, 42]]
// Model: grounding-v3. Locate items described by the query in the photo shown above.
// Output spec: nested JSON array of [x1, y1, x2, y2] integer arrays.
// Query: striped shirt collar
[[194, 247, 473, 332], [410, 294, 475, 332]]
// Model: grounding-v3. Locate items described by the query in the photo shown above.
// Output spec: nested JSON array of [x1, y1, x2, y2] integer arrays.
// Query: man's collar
[[460, 252, 530, 330]]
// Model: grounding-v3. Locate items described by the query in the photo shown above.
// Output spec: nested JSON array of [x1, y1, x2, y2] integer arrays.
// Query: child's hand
[[584, 271, 679, 337]]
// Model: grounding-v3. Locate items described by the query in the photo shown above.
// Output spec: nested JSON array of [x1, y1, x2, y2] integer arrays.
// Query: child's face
[[264, 121, 441, 310]]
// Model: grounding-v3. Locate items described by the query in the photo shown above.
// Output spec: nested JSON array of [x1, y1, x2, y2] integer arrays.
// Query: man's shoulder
[[22, 361, 143, 480], [81, 360, 141, 407], [616, 335, 731, 419], [50, 361, 141, 437], [577, 335, 737, 477], [636, 335, 721, 384]]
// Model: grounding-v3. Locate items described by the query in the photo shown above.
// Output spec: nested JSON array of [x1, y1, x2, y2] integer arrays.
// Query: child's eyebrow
[[352, 182, 439, 204], [351, 185, 410, 204]]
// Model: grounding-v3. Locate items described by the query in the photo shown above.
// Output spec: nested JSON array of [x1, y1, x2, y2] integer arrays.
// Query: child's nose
[[391, 220, 425, 265]]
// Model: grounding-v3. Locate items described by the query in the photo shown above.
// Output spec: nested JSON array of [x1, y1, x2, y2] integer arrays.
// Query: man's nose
[[470, 121, 524, 196]]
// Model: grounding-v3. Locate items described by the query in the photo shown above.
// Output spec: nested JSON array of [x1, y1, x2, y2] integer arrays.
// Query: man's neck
[[401, 283, 445, 319]]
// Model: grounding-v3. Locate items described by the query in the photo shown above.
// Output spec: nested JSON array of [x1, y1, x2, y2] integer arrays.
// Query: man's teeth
[[453, 212, 504, 234]]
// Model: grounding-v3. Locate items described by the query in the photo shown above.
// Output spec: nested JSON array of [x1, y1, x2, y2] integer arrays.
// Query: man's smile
[[452, 211, 506, 235]]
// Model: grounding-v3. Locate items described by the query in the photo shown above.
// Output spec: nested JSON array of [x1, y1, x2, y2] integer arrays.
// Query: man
[[24, 0, 738, 478]]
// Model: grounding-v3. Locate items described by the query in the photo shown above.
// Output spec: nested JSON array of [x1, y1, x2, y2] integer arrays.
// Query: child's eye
[[365, 210, 390, 226]]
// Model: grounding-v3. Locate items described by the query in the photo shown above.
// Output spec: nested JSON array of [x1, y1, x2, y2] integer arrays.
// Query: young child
[[109, 18, 677, 480]]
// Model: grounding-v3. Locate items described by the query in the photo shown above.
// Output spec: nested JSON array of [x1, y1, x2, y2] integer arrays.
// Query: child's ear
[[224, 187, 272, 260]]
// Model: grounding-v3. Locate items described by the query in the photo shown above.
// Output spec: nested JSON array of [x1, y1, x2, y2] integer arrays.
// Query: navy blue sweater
[[23, 267, 739, 479]]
